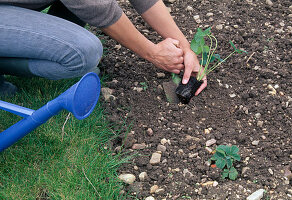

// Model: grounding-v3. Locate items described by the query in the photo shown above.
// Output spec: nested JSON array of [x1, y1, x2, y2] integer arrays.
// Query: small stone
[[202, 181, 215, 186], [161, 138, 171, 145], [252, 140, 260, 146], [216, 24, 223, 30], [167, 7, 171, 13], [242, 167, 250, 175], [150, 185, 159, 194], [157, 144, 167, 152], [155, 188, 165, 194], [234, 25, 239, 29], [118, 174, 136, 184], [204, 128, 212, 134], [205, 147, 213, 154], [229, 93, 236, 98], [255, 113, 261, 119], [183, 169, 194, 177], [247, 189, 265, 200], [193, 15, 200, 20], [139, 172, 148, 182], [150, 152, 161, 165], [189, 144, 197, 150], [168, 0, 176, 3], [266, 0, 273, 6], [254, 66, 260, 70], [206, 12, 214, 17], [206, 139, 217, 147], [268, 168, 273, 175], [114, 44, 121, 50], [189, 153, 198, 158], [275, 28, 284, 34], [186, 6, 193, 11], [145, 197, 155, 200], [133, 87, 143, 92], [101, 87, 115, 101], [213, 181, 219, 187], [257, 121, 264, 127], [157, 72, 165, 78], [132, 143, 146, 150], [146, 128, 154, 136]]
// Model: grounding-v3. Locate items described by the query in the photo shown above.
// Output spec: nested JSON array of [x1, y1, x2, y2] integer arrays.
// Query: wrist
[[144, 42, 158, 62]]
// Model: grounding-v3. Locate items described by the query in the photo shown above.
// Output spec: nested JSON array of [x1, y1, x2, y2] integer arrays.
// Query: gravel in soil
[[96, 0, 292, 199]]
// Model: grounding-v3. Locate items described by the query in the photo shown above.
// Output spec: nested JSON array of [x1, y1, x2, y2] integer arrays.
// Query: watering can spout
[[0, 72, 100, 152]]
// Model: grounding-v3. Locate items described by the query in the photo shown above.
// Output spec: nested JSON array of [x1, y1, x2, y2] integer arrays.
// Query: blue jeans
[[0, 5, 103, 80]]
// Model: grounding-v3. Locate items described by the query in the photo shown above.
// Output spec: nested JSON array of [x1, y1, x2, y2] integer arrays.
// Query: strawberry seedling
[[176, 28, 247, 104], [209, 145, 241, 180]]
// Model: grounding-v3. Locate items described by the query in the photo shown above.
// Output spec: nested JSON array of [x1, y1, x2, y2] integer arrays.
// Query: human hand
[[148, 38, 184, 74], [182, 49, 207, 96]]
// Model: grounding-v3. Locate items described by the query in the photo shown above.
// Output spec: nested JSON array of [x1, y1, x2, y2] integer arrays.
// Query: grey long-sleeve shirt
[[0, 0, 158, 28]]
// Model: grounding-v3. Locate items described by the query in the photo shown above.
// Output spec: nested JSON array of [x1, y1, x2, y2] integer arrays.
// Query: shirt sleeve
[[129, 0, 159, 14], [60, 0, 123, 28]]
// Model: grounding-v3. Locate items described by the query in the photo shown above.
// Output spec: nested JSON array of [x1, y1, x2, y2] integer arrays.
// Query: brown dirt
[[97, 0, 292, 199]]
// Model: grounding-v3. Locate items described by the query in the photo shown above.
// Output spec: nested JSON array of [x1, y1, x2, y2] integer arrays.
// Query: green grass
[[0, 76, 131, 199]]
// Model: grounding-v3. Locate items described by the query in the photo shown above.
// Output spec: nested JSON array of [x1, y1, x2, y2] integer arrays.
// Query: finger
[[170, 69, 181, 74], [195, 78, 207, 96], [175, 48, 184, 57], [173, 56, 184, 64], [182, 61, 193, 84], [175, 63, 184, 70]]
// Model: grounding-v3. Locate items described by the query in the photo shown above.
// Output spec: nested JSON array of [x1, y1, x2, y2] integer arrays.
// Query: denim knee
[[73, 34, 103, 75]]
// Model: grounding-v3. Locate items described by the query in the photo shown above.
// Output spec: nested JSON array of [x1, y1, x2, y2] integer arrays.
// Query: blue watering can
[[0, 72, 100, 152]]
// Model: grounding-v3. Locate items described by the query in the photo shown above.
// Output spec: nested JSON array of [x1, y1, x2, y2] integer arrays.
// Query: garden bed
[[99, 0, 292, 199]]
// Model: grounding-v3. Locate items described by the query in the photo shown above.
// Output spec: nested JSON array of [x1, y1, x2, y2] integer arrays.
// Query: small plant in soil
[[209, 145, 241, 180], [175, 27, 247, 104], [139, 82, 148, 91]]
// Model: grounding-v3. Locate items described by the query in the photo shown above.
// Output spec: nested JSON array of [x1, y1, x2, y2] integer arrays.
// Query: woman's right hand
[[147, 38, 184, 74]]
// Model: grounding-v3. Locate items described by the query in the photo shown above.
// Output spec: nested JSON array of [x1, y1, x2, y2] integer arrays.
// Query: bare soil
[[97, 0, 292, 199]]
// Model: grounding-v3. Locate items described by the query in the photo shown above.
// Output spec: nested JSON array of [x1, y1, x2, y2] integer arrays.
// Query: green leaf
[[222, 169, 229, 179], [195, 28, 205, 40], [215, 158, 226, 169], [213, 151, 225, 160], [171, 73, 181, 86], [216, 149, 226, 156], [229, 41, 248, 54], [231, 145, 239, 154], [228, 167, 238, 180], [203, 27, 211, 35], [203, 45, 210, 53], [225, 146, 232, 155], [200, 52, 209, 66], [226, 157, 232, 169], [190, 40, 202, 54], [217, 145, 228, 153], [231, 154, 241, 161], [229, 40, 237, 51], [213, 54, 223, 62]]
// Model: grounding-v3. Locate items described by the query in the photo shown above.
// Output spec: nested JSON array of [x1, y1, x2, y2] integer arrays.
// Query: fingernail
[[182, 79, 188, 84]]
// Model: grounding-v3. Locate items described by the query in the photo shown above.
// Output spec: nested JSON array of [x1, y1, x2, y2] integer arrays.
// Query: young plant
[[175, 28, 247, 104], [191, 27, 247, 81], [139, 82, 148, 91], [210, 145, 241, 180]]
